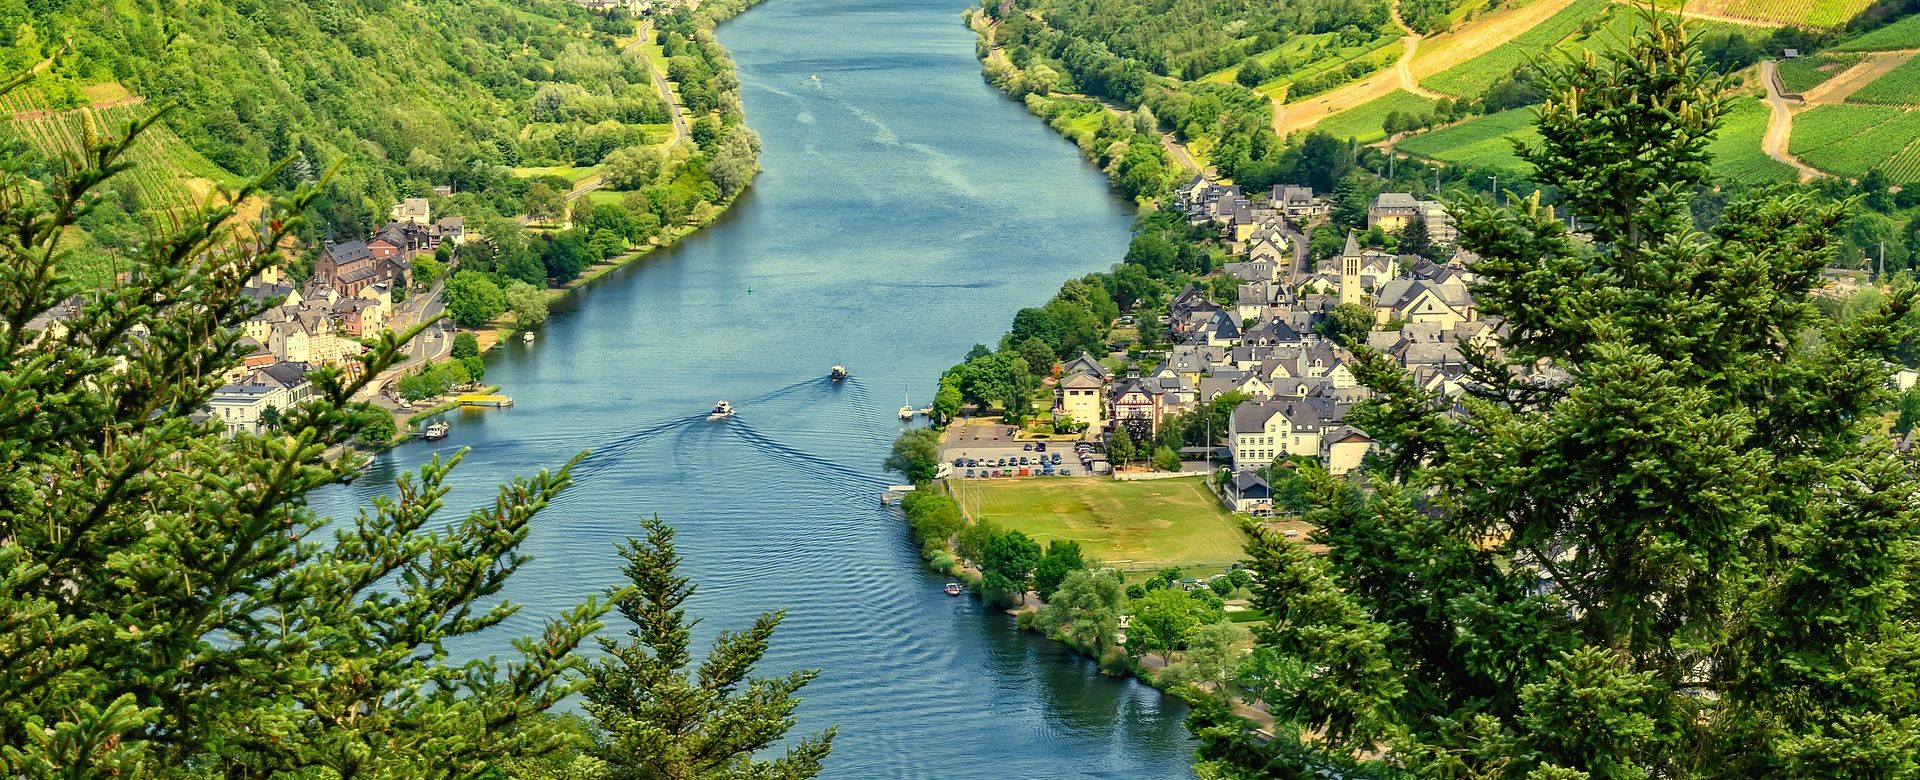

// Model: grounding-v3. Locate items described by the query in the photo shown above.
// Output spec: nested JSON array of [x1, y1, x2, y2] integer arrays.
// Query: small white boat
[[423, 420, 450, 440], [899, 391, 914, 420], [708, 400, 734, 421], [522, 331, 534, 343], [830, 365, 848, 382], [917, 405, 932, 417], [944, 582, 963, 596], [810, 74, 820, 82]]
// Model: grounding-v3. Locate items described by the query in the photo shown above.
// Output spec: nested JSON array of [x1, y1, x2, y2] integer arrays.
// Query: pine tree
[[0, 98, 606, 774], [1395, 213, 1431, 258], [585, 517, 835, 780], [1198, 12, 1920, 779]]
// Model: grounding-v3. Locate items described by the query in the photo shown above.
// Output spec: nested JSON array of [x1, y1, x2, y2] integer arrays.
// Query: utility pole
[[1490, 173, 1498, 204], [1880, 240, 1886, 282]]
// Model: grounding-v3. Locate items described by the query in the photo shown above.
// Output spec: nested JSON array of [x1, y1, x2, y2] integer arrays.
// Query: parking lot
[[940, 421, 1105, 479]]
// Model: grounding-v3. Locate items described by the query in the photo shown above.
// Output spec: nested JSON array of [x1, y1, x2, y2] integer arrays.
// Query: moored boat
[[944, 582, 963, 596], [708, 400, 735, 421], [522, 331, 534, 343], [423, 420, 450, 440]]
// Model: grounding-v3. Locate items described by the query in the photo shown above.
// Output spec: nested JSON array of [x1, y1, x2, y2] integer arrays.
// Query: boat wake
[[728, 419, 886, 489]]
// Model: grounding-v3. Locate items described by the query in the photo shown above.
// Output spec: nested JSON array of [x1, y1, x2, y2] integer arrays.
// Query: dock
[[456, 393, 514, 407]]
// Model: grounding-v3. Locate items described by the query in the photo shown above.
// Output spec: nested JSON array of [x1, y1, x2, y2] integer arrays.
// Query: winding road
[[1759, 60, 1821, 182]]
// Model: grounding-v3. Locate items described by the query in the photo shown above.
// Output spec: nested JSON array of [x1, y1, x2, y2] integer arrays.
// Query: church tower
[[1339, 229, 1363, 308]]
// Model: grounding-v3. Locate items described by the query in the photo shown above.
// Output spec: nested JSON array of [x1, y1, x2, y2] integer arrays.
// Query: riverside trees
[[1196, 15, 1920, 779]]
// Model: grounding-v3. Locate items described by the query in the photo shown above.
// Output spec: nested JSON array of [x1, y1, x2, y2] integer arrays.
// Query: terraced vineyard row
[[1831, 14, 1920, 51], [1790, 104, 1920, 176], [1315, 89, 1438, 144], [1702, 97, 1793, 183], [7, 103, 201, 211], [1419, 0, 1605, 97], [1847, 56, 1920, 106], [1776, 54, 1861, 94], [1396, 107, 1540, 172]]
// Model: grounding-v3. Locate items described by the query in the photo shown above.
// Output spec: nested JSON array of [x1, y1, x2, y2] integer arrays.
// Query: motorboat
[[423, 420, 450, 440], [830, 365, 848, 382], [522, 331, 534, 343], [708, 400, 734, 421], [944, 583, 963, 596]]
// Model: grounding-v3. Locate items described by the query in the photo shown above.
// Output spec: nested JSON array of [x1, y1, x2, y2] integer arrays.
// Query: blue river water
[[312, 0, 1200, 775]]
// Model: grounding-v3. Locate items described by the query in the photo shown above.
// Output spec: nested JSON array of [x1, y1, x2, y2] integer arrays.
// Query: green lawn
[[949, 476, 1248, 569], [511, 165, 602, 184]]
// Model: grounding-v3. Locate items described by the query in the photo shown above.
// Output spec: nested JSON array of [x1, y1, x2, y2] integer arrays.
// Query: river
[[312, 0, 1200, 775]]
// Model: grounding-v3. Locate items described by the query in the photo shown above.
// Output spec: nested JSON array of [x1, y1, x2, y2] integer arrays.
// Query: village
[[19, 197, 473, 440], [942, 173, 1485, 524]]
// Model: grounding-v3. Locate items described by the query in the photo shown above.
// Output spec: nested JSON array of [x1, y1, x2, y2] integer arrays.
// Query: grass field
[[1421, 0, 1604, 96], [1316, 89, 1440, 143], [1776, 54, 1862, 93], [1397, 107, 1540, 172], [1847, 56, 1920, 105], [512, 165, 603, 184], [1707, 96, 1796, 183], [1834, 14, 1920, 52], [948, 476, 1248, 569], [1790, 104, 1920, 176]]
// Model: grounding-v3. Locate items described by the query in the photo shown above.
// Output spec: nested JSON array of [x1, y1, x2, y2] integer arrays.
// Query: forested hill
[[0, 0, 746, 258]]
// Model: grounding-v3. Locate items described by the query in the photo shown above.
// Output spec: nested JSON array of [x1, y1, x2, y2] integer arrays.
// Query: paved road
[[1390, 0, 1446, 101], [636, 20, 690, 147], [359, 279, 451, 401], [1759, 60, 1822, 183]]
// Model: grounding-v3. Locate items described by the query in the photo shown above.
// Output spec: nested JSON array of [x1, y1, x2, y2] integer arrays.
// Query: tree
[[1016, 335, 1057, 377], [707, 127, 761, 199], [1897, 385, 1920, 434], [1035, 569, 1127, 657], [883, 428, 941, 483], [452, 330, 481, 359], [1396, 213, 1432, 258], [1316, 302, 1374, 347], [503, 279, 550, 328], [446, 270, 506, 327], [544, 230, 592, 283], [258, 404, 282, 431], [1199, 15, 1920, 779], [1152, 445, 1181, 472], [585, 517, 835, 779], [932, 378, 963, 425], [602, 145, 666, 191], [0, 122, 606, 774], [981, 530, 1043, 603], [411, 254, 444, 288], [1159, 622, 1245, 700], [1107, 425, 1137, 465], [1033, 539, 1087, 599], [1235, 57, 1269, 88], [356, 407, 398, 446], [1129, 588, 1207, 664], [1208, 575, 1233, 597], [522, 181, 567, 223]]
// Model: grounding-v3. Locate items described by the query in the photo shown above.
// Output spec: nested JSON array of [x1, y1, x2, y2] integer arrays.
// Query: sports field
[[948, 475, 1247, 569]]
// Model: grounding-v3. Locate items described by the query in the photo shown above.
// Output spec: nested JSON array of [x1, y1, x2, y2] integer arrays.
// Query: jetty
[[457, 393, 514, 408]]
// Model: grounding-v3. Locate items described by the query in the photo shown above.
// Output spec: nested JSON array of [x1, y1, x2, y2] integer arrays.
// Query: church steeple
[[1339, 229, 1362, 307]]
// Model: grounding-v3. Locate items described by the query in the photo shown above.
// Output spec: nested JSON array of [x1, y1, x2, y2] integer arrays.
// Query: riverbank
[[466, 0, 768, 357]]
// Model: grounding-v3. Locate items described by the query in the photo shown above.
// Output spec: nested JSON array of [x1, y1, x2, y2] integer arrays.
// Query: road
[[634, 20, 690, 148], [359, 278, 452, 401], [1390, 0, 1446, 101], [1759, 60, 1822, 182]]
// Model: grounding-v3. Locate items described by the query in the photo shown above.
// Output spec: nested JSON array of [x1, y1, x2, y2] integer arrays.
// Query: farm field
[[6, 102, 231, 213], [1704, 96, 1794, 183], [1317, 89, 1439, 143], [1846, 56, 1920, 105], [947, 476, 1248, 570], [1776, 54, 1862, 93], [1419, 0, 1605, 97], [1872, 133, 1920, 183], [1397, 107, 1540, 172], [512, 165, 603, 184], [1790, 104, 1920, 176], [1833, 14, 1920, 52]]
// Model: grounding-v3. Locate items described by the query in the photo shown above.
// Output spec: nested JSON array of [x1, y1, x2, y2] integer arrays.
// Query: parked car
[[965, 469, 975, 478], [1036, 442, 1047, 452], [1060, 469, 1073, 476], [952, 457, 966, 466], [1022, 442, 1033, 451]]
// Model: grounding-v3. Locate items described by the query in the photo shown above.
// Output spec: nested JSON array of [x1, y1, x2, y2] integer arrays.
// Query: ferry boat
[[830, 365, 848, 382], [944, 583, 963, 596], [423, 420, 450, 440], [708, 400, 735, 421]]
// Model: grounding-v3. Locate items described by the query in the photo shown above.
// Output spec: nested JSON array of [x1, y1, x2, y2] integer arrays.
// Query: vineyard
[[1833, 14, 1920, 52], [1776, 54, 1862, 94], [1419, 0, 1605, 97], [1789, 104, 1920, 176], [1698, 0, 1873, 28], [4, 97, 234, 215], [1703, 97, 1793, 183], [1845, 56, 1920, 105], [1396, 107, 1540, 172], [1315, 89, 1438, 144]]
